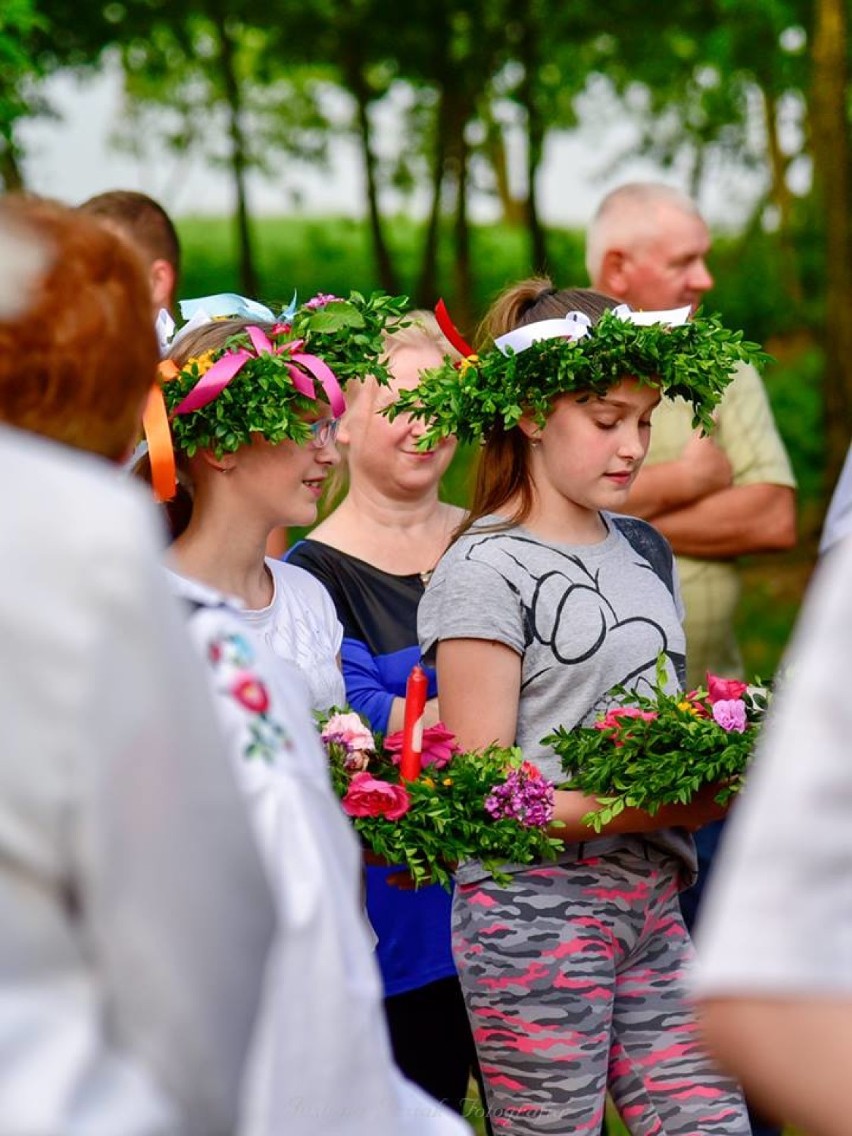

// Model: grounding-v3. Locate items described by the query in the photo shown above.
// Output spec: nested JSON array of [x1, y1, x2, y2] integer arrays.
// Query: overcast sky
[[19, 60, 767, 230]]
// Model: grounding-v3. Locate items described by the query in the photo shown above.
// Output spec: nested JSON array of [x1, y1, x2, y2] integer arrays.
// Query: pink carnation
[[321, 711, 376, 771], [712, 698, 747, 733], [385, 721, 460, 770], [706, 673, 749, 705], [341, 772, 411, 820]]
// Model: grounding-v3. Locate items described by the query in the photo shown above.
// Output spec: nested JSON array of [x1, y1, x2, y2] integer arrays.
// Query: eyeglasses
[[307, 417, 341, 449]]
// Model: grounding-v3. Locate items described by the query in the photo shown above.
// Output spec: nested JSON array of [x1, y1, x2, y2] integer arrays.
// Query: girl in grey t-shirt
[[415, 282, 752, 1136]]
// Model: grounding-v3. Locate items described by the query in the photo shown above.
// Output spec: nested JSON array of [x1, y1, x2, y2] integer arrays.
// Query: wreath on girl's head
[[162, 290, 410, 459], [389, 306, 769, 447]]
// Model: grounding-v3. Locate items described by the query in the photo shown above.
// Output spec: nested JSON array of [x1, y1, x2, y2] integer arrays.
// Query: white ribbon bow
[[494, 304, 691, 356]]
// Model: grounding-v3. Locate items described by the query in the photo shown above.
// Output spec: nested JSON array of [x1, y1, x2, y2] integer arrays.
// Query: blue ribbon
[[179, 291, 298, 323]]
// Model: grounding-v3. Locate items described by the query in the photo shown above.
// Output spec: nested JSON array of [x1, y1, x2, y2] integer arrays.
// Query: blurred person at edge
[[588, 181, 797, 1136], [819, 440, 852, 555], [0, 194, 275, 1136], [694, 532, 852, 1136], [286, 313, 488, 1125], [78, 189, 180, 316]]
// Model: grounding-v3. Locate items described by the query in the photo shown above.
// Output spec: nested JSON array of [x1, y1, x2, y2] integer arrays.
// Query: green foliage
[[391, 309, 768, 446], [327, 741, 563, 891], [544, 665, 769, 833], [164, 291, 408, 458], [178, 214, 588, 323]]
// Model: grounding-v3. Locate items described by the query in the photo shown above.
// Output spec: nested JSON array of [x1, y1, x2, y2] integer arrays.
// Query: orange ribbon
[[142, 360, 180, 502]]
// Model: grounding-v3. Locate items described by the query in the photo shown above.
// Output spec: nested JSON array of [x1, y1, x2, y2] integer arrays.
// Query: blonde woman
[[286, 313, 480, 1118]]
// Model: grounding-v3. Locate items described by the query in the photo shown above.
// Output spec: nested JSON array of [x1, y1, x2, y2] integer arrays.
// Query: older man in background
[[587, 181, 796, 688]]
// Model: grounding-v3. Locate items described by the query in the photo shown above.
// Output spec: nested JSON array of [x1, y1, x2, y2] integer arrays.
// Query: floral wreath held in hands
[[388, 297, 769, 447]]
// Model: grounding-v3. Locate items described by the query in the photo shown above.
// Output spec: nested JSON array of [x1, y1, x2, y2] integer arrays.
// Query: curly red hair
[[0, 195, 158, 460]]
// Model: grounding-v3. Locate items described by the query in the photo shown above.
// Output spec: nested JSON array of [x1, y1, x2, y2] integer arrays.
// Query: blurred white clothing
[[0, 427, 275, 1136], [171, 573, 470, 1136], [695, 536, 852, 995]]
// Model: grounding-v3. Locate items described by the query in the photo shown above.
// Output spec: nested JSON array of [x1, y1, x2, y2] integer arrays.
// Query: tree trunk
[[347, 64, 400, 295], [416, 88, 448, 307], [761, 87, 804, 305], [482, 110, 524, 227], [211, 10, 258, 297], [525, 103, 547, 274], [810, 0, 852, 484], [450, 105, 474, 331], [509, 0, 547, 273], [0, 133, 24, 191]]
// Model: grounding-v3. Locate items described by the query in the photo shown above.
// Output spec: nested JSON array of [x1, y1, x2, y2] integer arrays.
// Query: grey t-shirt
[[419, 512, 696, 881]]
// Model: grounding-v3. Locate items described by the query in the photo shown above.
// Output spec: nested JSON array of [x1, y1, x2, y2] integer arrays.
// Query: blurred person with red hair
[[0, 195, 276, 1136]]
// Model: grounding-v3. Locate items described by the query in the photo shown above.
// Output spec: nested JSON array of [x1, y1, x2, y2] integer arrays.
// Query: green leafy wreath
[[390, 309, 769, 446], [164, 290, 409, 458]]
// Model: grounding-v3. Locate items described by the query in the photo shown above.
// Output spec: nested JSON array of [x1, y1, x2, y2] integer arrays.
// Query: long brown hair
[[460, 278, 618, 538]]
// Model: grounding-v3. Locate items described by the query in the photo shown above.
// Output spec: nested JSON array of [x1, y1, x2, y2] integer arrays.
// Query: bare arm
[[551, 780, 729, 842], [699, 997, 852, 1136], [435, 638, 522, 750], [628, 433, 733, 520], [649, 483, 796, 559], [386, 695, 441, 735], [437, 638, 729, 841]]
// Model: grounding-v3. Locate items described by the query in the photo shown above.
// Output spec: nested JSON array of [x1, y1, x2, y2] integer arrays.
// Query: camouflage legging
[[452, 846, 751, 1135]]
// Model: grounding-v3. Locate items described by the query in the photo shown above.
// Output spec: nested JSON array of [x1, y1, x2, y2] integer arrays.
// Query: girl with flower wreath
[[145, 294, 403, 713], [137, 294, 470, 1134], [412, 280, 756, 1135]]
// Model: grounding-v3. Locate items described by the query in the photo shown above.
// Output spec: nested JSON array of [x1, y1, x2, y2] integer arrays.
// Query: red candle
[[399, 664, 428, 780]]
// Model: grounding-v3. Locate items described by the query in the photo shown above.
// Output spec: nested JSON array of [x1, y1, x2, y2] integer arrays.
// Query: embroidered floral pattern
[[206, 630, 291, 763]]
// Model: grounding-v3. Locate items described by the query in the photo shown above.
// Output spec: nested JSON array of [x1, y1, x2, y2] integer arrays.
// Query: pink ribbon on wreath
[[170, 324, 346, 419]]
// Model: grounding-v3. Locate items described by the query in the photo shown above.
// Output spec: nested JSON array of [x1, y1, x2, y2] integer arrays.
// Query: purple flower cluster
[[484, 764, 555, 829]]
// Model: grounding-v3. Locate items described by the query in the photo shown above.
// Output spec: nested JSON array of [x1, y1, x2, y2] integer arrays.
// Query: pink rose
[[231, 673, 270, 714], [594, 706, 657, 748], [321, 711, 376, 770], [711, 698, 747, 733], [384, 721, 460, 770], [706, 673, 749, 705], [595, 707, 658, 731], [341, 772, 411, 820]]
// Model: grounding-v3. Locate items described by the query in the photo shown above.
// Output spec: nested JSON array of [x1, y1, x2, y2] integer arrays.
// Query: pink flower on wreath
[[594, 706, 658, 748], [341, 772, 411, 820], [384, 721, 460, 770], [712, 699, 748, 733], [706, 673, 749, 705], [321, 711, 376, 771], [231, 673, 270, 714], [304, 292, 342, 311], [595, 707, 658, 731]]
